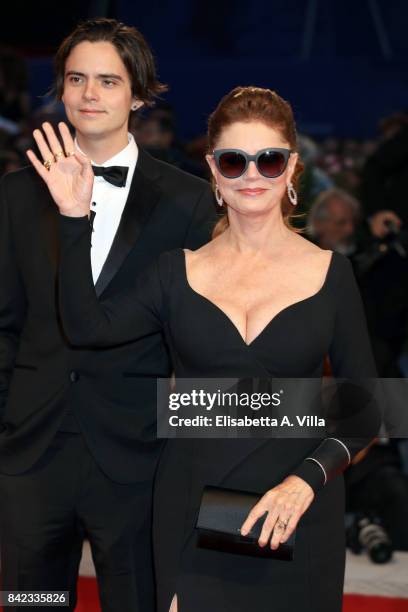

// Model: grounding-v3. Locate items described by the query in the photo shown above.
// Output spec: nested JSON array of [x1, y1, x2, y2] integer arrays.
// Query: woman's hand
[[240, 475, 315, 549], [26, 122, 94, 217]]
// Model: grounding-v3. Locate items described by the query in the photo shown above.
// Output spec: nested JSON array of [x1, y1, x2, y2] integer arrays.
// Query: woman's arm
[[291, 255, 380, 493], [59, 215, 164, 347], [25, 122, 165, 348]]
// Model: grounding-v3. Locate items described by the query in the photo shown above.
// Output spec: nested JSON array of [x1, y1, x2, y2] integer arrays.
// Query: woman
[[28, 87, 377, 612]]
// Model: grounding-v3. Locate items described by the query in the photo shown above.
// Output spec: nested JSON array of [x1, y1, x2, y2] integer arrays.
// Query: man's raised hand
[[26, 122, 94, 217]]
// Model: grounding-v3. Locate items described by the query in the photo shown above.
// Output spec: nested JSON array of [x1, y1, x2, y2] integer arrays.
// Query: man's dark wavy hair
[[52, 17, 167, 107]]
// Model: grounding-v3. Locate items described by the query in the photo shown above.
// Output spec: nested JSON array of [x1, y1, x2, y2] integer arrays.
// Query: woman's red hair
[[207, 86, 304, 237]]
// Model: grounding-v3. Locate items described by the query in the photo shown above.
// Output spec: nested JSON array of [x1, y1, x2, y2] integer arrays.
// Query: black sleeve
[[291, 255, 379, 493], [0, 176, 27, 423], [58, 215, 165, 347], [183, 184, 217, 250]]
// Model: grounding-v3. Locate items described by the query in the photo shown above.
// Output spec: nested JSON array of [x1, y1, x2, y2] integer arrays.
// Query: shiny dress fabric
[[58, 226, 377, 612]]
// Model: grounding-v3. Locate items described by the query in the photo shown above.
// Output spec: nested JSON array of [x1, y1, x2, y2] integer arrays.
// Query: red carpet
[[2, 579, 408, 611], [76, 577, 100, 612], [72, 578, 408, 611], [343, 594, 408, 611]]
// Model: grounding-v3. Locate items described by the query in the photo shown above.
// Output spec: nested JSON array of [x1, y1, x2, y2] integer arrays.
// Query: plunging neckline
[[180, 248, 335, 347]]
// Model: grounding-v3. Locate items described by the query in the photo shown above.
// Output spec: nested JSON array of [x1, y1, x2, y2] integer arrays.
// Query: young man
[[0, 18, 215, 612]]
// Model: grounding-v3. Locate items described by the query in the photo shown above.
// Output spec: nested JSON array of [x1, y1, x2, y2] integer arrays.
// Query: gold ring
[[54, 150, 64, 161], [43, 159, 53, 170]]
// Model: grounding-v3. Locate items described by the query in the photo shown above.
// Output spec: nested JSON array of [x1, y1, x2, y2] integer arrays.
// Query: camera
[[346, 513, 393, 564]]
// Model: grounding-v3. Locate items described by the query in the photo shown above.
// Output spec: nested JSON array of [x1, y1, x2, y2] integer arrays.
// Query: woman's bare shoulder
[[287, 234, 333, 283], [289, 232, 331, 255], [184, 235, 223, 263]]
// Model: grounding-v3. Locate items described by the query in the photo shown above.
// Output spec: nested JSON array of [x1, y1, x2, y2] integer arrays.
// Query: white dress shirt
[[75, 134, 138, 283]]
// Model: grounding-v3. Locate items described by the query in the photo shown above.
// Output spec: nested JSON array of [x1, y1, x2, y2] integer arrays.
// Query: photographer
[[308, 190, 408, 553], [345, 440, 408, 553], [307, 189, 408, 376], [360, 112, 408, 227]]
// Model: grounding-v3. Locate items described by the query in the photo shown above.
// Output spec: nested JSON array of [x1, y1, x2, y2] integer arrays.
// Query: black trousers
[[0, 432, 155, 612]]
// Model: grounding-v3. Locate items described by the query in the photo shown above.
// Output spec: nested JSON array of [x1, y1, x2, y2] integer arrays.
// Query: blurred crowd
[[1, 46, 408, 557]]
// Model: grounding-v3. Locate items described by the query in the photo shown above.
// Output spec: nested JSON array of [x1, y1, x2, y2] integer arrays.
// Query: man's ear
[[131, 99, 144, 112]]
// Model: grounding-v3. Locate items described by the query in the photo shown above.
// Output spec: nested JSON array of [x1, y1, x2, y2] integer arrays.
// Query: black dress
[[58, 218, 378, 612]]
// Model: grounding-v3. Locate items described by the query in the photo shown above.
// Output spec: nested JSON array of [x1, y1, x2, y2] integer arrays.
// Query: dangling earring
[[215, 185, 224, 207], [287, 182, 297, 206]]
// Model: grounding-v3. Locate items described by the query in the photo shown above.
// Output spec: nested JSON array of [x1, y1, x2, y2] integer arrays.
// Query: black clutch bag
[[196, 485, 296, 560]]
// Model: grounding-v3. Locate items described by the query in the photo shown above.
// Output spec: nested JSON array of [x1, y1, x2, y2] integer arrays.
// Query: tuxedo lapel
[[94, 149, 162, 298]]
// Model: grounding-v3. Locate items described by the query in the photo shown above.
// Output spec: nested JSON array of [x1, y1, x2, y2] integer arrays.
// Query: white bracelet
[[327, 438, 351, 465], [305, 457, 327, 486]]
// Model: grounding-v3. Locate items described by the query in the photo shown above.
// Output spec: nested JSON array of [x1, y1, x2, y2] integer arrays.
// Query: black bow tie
[[92, 165, 129, 187]]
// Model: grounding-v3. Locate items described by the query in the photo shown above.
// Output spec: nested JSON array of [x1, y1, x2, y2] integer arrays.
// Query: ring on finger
[[54, 150, 64, 161], [276, 518, 289, 531], [67, 150, 76, 157], [43, 159, 53, 170]]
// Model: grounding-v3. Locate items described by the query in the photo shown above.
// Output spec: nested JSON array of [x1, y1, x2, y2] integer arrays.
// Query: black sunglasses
[[213, 147, 293, 179]]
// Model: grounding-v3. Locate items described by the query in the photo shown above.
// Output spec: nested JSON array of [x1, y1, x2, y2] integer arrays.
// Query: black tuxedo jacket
[[0, 149, 216, 482]]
